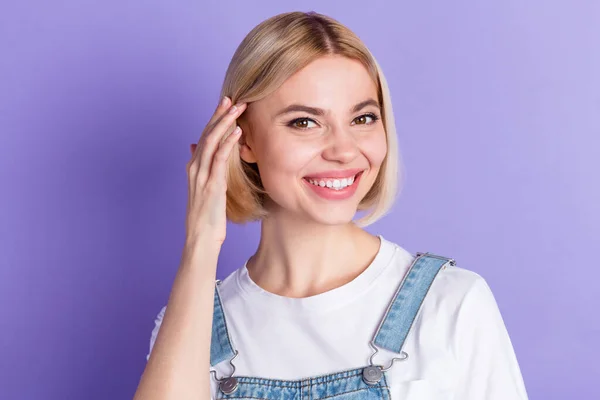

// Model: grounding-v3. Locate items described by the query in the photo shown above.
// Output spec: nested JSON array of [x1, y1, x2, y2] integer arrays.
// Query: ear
[[238, 124, 258, 164], [239, 140, 257, 163]]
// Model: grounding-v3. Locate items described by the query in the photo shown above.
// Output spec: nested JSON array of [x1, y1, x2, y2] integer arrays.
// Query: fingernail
[[221, 96, 229, 106], [233, 126, 241, 135], [228, 105, 238, 114]]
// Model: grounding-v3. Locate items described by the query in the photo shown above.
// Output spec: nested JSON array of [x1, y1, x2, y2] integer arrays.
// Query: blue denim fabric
[[216, 367, 392, 400], [210, 252, 454, 400], [210, 285, 237, 366], [373, 254, 454, 354]]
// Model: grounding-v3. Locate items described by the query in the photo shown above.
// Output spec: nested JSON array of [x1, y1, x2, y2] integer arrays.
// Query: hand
[[185, 97, 247, 246]]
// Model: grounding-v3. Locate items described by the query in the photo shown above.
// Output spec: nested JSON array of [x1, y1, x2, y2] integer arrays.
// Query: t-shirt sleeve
[[146, 305, 167, 361], [453, 276, 529, 399]]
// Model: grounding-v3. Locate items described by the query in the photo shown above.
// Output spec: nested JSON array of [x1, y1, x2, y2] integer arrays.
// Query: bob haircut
[[220, 11, 403, 227]]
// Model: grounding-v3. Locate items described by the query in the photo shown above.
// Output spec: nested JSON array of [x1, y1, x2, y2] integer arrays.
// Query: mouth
[[301, 170, 365, 200], [303, 171, 363, 191]]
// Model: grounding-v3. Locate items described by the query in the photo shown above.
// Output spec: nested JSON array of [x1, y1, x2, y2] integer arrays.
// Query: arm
[[453, 276, 529, 399], [133, 96, 247, 400], [133, 242, 220, 400]]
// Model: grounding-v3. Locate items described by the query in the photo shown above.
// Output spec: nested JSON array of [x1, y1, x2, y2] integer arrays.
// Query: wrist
[[182, 236, 222, 263], [184, 230, 224, 251]]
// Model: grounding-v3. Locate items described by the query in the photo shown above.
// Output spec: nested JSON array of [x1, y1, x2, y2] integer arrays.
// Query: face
[[239, 55, 388, 225]]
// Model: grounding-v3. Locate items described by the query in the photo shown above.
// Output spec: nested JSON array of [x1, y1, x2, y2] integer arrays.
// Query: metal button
[[219, 377, 239, 394], [362, 366, 383, 385]]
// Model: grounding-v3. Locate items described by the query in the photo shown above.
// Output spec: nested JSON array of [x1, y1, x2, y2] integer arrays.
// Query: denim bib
[[210, 252, 455, 400]]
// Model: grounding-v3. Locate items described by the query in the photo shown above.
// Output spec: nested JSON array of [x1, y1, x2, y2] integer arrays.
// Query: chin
[[304, 206, 359, 226]]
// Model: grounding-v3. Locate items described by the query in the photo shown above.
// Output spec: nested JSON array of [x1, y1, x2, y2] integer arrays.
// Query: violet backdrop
[[1, 1, 598, 399]]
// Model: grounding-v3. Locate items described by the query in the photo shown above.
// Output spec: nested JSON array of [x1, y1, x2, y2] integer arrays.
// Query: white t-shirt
[[147, 236, 528, 399]]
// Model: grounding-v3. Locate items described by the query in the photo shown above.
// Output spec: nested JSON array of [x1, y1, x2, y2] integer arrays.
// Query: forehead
[[258, 55, 378, 113]]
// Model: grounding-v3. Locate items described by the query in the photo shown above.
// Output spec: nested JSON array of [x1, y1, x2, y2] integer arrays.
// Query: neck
[[246, 212, 381, 298]]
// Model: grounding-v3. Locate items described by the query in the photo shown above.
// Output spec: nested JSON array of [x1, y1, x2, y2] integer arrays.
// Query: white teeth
[[307, 174, 358, 190]]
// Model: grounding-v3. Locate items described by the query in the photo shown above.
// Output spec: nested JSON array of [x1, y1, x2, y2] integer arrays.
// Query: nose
[[321, 127, 360, 164]]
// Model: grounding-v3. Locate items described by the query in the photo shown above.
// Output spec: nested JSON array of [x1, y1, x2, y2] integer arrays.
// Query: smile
[[305, 174, 358, 190], [302, 170, 364, 200]]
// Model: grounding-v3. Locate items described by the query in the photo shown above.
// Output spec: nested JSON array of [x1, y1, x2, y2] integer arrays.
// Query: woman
[[134, 11, 528, 400]]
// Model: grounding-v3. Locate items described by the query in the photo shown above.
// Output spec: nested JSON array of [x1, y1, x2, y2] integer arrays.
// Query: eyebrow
[[273, 98, 380, 119]]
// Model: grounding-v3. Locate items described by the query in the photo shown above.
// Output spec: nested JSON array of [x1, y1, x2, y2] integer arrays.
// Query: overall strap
[[372, 253, 455, 354], [210, 281, 237, 367]]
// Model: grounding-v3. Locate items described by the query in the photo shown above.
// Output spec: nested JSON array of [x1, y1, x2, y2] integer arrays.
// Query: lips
[[302, 170, 364, 201], [303, 168, 365, 180]]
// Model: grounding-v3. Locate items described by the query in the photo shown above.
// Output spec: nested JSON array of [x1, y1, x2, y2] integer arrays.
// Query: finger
[[207, 126, 242, 187], [191, 98, 230, 156], [200, 103, 246, 171], [190, 103, 246, 185], [203, 96, 231, 136], [191, 97, 230, 157], [203, 102, 247, 149]]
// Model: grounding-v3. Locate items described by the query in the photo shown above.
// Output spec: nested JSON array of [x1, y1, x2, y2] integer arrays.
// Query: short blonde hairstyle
[[220, 11, 403, 227]]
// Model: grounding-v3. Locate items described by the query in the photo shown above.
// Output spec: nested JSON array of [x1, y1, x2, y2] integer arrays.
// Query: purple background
[[1, 1, 598, 399]]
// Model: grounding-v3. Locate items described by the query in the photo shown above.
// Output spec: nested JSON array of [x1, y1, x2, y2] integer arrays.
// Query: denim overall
[[210, 252, 455, 400]]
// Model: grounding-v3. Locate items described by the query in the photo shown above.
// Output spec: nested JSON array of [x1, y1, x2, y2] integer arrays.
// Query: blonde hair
[[220, 11, 403, 227]]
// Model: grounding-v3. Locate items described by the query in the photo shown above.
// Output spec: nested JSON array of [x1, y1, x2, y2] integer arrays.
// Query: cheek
[[360, 131, 388, 167], [255, 138, 317, 186]]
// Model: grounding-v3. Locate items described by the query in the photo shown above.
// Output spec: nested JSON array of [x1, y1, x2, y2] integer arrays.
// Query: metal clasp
[[210, 350, 240, 394], [362, 341, 409, 385]]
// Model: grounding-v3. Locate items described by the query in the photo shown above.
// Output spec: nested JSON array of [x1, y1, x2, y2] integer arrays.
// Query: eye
[[352, 113, 380, 125], [288, 117, 318, 130]]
